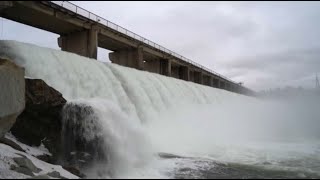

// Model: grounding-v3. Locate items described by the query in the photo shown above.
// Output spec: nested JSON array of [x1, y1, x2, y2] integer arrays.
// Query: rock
[[46, 171, 67, 179], [13, 166, 35, 177], [0, 114, 20, 138], [10, 164, 17, 170], [36, 154, 52, 164], [0, 59, 25, 138], [46, 171, 61, 178], [28, 175, 50, 179], [158, 152, 185, 159], [62, 166, 86, 178], [13, 156, 42, 173], [0, 136, 25, 152], [10, 78, 66, 163]]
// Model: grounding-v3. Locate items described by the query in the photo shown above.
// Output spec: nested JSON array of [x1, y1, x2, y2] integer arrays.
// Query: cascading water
[[1, 40, 320, 178], [61, 99, 154, 178]]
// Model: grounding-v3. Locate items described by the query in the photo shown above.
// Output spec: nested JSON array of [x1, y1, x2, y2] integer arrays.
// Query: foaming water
[[62, 99, 154, 178], [146, 96, 320, 176], [1, 40, 320, 178]]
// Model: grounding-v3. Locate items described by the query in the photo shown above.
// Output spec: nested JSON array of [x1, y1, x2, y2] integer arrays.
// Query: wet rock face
[[8, 77, 107, 176], [0, 136, 25, 152], [11, 159, 67, 179], [10, 78, 66, 163], [10, 154, 41, 177], [13, 156, 42, 173], [0, 59, 25, 138], [61, 103, 108, 170], [62, 166, 86, 179]]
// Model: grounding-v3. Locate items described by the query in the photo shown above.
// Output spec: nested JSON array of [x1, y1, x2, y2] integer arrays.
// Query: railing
[[49, 1, 240, 85]]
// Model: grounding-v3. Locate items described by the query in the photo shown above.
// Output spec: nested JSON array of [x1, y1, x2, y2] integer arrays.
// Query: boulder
[[46, 171, 67, 179], [0, 136, 25, 152], [28, 175, 51, 179], [0, 59, 25, 138], [62, 166, 86, 179], [11, 165, 35, 177], [10, 78, 66, 163], [46, 171, 61, 178], [13, 156, 42, 173]]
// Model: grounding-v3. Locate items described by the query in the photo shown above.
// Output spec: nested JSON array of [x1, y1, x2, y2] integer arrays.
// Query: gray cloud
[[224, 48, 320, 90]]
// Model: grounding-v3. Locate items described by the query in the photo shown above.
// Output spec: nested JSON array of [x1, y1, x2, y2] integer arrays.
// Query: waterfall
[[0, 40, 259, 178]]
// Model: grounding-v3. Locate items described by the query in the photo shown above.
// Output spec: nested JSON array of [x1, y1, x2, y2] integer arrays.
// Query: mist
[[146, 95, 320, 169]]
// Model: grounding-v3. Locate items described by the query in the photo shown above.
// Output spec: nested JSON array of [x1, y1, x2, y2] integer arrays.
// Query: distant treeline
[[257, 86, 320, 99]]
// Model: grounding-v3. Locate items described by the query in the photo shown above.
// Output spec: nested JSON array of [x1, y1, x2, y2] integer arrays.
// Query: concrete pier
[[179, 66, 190, 81], [212, 78, 219, 88], [58, 28, 98, 59], [160, 59, 171, 76], [203, 74, 212, 87], [194, 71, 203, 84], [145, 59, 160, 74], [109, 47, 144, 70]]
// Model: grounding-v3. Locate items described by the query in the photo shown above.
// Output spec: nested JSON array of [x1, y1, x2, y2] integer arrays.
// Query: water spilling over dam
[[1, 40, 320, 178]]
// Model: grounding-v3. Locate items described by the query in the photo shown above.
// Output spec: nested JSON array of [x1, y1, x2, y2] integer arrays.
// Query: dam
[[0, 1, 255, 96], [0, 40, 257, 123], [1, 1, 320, 179], [1, 40, 320, 179]]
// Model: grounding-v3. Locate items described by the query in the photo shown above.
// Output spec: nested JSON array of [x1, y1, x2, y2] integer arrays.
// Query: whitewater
[[1, 40, 320, 178]]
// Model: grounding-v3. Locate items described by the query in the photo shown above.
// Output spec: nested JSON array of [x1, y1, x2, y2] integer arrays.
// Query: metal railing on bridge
[[50, 1, 240, 85]]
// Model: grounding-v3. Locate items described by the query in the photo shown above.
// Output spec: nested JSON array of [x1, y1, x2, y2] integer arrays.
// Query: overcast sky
[[1, 1, 320, 91]]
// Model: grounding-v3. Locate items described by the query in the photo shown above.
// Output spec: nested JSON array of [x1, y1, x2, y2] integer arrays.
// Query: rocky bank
[[0, 59, 88, 178]]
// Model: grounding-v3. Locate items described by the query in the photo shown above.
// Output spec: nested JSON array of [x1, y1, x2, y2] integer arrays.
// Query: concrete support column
[[145, 60, 160, 73], [199, 72, 203, 84], [160, 59, 171, 77], [208, 76, 213, 87], [203, 75, 208, 86], [194, 71, 203, 84], [109, 46, 144, 70], [226, 83, 230, 91], [202, 74, 207, 85], [212, 78, 219, 88], [88, 26, 98, 59], [230, 85, 235, 92], [202, 74, 212, 86], [179, 65, 190, 81], [234, 85, 239, 93], [236, 85, 241, 93], [189, 71, 194, 82], [219, 80, 225, 89], [58, 27, 98, 59]]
